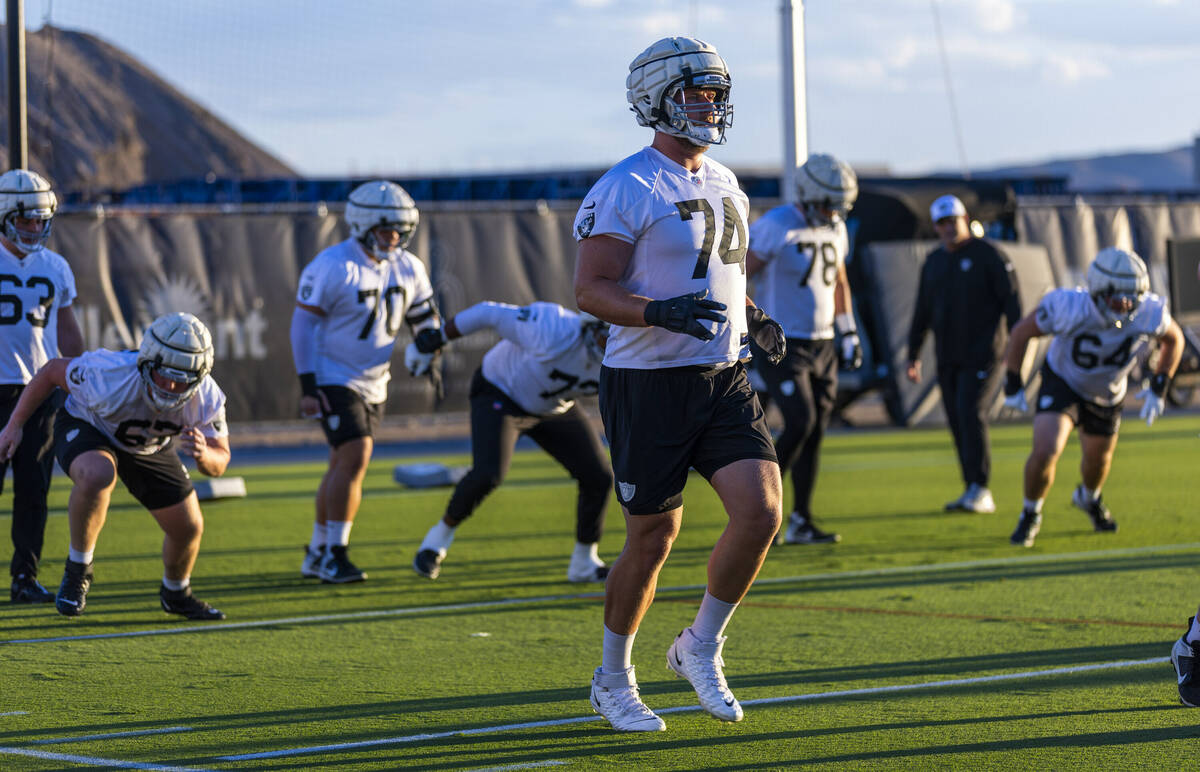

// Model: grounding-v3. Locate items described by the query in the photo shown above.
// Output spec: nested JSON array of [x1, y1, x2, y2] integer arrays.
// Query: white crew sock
[[162, 576, 190, 592], [326, 520, 353, 548], [309, 522, 325, 552], [68, 547, 93, 565], [572, 542, 600, 564], [1023, 498, 1044, 514], [420, 520, 457, 553], [602, 624, 636, 674], [1083, 485, 1101, 502], [691, 591, 738, 642]]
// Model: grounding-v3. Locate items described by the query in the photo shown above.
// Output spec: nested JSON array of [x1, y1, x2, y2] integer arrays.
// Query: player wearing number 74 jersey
[[574, 36, 787, 732]]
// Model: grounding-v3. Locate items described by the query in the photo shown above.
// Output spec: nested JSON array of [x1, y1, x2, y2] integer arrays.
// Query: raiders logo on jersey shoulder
[[68, 368, 86, 385], [577, 213, 595, 239]]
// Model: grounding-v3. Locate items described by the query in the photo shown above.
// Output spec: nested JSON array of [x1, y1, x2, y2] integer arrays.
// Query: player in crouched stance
[[409, 301, 612, 582], [575, 37, 786, 731], [0, 312, 229, 619], [1001, 248, 1181, 548]]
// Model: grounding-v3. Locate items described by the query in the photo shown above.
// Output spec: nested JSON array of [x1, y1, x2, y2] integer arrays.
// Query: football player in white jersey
[[1001, 248, 1182, 547], [747, 153, 860, 546], [0, 170, 85, 604], [291, 180, 442, 584], [408, 301, 613, 582], [0, 313, 229, 619], [573, 37, 787, 731]]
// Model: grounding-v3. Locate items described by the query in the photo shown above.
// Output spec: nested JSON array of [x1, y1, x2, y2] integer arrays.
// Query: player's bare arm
[[1156, 319, 1185, 380], [1003, 312, 1046, 374], [179, 429, 230, 478], [0, 357, 71, 462], [574, 235, 652, 327], [57, 306, 85, 357], [745, 249, 767, 277]]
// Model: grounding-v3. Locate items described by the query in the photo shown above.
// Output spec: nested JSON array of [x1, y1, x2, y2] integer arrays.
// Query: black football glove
[[839, 333, 863, 370], [747, 305, 786, 365], [643, 290, 727, 341], [414, 327, 447, 354]]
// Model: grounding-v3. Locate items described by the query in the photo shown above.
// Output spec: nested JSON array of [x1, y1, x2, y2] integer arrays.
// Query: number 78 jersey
[[1039, 287, 1170, 406], [575, 146, 749, 369], [297, 239, 434, 404]]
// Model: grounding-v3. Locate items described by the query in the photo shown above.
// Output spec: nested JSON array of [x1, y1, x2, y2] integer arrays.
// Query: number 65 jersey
[[574, 146, 749, 369], [1038, 287, 1170, 407], [296, 239, 434, 404], [63, 349, 228, 455]]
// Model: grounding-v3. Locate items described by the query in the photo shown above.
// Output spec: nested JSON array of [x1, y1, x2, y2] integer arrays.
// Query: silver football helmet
[[797, 154, 858, 225], [0, 169, 56, 254], [1087, 247, 1149, 328], [137, 312, 214, 410], [345, 180, 419, 256], [626, 37, 733, 147]]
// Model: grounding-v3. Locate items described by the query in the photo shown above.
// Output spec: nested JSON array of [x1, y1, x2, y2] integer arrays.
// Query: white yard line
[[464, 762, 567, 771], [32, 726, 192, 744], [0, 746, 212, 771], [5, 541, 1197, 646], [217, 656, 1169, 761]]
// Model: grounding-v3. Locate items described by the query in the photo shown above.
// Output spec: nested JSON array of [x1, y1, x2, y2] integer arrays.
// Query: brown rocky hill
[[2, 24, 294, 192]]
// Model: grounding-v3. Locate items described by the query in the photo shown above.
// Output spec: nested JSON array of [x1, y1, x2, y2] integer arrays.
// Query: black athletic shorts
[[318, 385, 384, 447], [599, 361, 777, 515], [55, 412, 194, 510], [1035, 363, 1122, 436]]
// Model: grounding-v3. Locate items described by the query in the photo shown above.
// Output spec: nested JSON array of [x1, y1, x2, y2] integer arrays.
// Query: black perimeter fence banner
[[48, 197, 1200, 424]]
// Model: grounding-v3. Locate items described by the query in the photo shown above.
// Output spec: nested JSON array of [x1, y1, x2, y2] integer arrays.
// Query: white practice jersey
[[1038, 288, 1170, 406], [297, 238, 434, 404], [748, 205, 848, 340], [63, 349, 228, 456], [479, 302, 601, 416], [0, 243, 76, 384], [574, 146, 749, 369]]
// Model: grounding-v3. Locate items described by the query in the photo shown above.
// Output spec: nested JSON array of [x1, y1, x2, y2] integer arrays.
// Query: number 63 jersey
[[0, 243, 77, 384], [575, 146, 749, 369], [63, 349, 228, 455], [1038, 287, 1170, 407], [296, 239, 434, 404]]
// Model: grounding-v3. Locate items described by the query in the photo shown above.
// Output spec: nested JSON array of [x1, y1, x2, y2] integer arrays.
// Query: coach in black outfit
[[906, 194, 1021, 514]]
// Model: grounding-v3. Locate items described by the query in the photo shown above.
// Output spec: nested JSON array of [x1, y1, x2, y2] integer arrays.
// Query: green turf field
[[2, 414, 1199, 770]]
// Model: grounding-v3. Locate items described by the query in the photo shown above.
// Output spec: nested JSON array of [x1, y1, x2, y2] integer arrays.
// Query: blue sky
[[15, 0, 1200, 177]]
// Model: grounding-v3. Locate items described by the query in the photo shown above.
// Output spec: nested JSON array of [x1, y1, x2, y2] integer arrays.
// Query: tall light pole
[[6, 0, 27, 170], [780, 0, 808, 204]]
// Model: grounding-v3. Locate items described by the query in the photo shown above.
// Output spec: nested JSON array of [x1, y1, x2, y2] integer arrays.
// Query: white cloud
[[1040, 52, 1110, 84], [969, 0, 1021, 33]]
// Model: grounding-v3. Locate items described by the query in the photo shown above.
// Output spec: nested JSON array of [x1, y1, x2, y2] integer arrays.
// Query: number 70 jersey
[[574, 146, 749, 369], [296, 238, 434, 404]]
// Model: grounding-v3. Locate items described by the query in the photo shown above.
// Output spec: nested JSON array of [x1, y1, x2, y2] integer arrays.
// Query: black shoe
[[413, 548, 444, 579], [55, 560, 93, 617], [159, 584, 226, 620], [1010, 508, 1042, 547], [11, 573, 54, 604], [1172, 618, 1200, 707], [780, 513, 841, 545], [320, 545, 366, 584], [1071, 485, 1117, 532]]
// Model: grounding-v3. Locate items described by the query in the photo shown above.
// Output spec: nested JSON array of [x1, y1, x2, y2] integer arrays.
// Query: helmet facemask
[[139, 360, 205, 411], [659, 73, 733, 147], [1087, 247, 1150, 329], [2, 211, 53, 254]]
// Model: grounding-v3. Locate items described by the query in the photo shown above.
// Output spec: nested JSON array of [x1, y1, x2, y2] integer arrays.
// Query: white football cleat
[[961, 484, 996, 514], [589, 666, 666, 732], [666, 628, 743, 722], [567, 553, 609, 583]]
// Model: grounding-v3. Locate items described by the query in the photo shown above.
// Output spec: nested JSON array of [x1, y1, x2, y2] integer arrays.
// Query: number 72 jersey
[[1039, 287, 1170, 406], [296, 238, 434, 404], [574, 146, 749, 369]]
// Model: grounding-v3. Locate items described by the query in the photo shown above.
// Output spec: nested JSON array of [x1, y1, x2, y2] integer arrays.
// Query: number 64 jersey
[[574, 146, 749, 369], [296, 239, 434, 404], [64, 349, 228, 455], [1038, 287, 1170, 407]]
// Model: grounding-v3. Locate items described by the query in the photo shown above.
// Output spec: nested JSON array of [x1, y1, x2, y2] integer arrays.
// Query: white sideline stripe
[[465, 762, 567, 771], [32, 726, 192, 744], [7, 541, 1199, 646], [0, 745, 212, 771], [218, 656, 1169, 761], [0, 711, 28, 716]]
